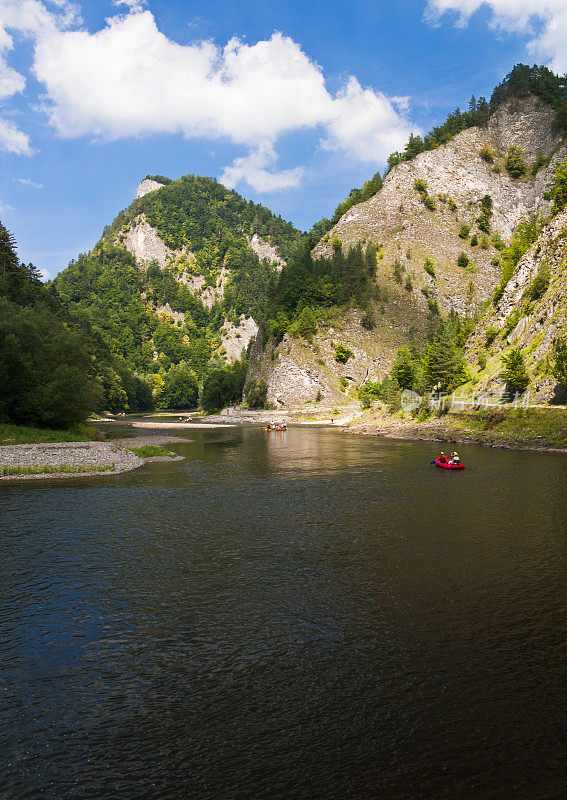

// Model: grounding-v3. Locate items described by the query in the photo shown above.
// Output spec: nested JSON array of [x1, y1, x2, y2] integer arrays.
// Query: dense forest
[[0, 222, 100, 427]]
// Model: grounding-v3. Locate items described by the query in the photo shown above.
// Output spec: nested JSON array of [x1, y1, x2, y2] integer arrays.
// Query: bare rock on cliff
[[467, 209, 567, 401], [248, 234, 286, 269], [314, 96, 566, 314], [137, 178, 165, 198], [219, 315, 258, 363]]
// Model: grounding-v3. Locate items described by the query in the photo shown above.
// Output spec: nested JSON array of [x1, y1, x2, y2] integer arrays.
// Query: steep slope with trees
[[247, 66, 567, 408], [53, 174, 305, 412]]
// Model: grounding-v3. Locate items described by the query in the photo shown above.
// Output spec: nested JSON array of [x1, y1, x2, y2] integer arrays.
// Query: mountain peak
[[137, 177, 166, 198]]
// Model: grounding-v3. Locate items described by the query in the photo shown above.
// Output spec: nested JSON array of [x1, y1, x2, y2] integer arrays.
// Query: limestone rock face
[[467, 209, 567, 401], [219, 316, 258, 363], [137, 178, 165, 198], [247, 308, 408, 406], [122, 215, 181, 267], [248, 234, 285, 269], [250, 95, 567, 408], [314, 96, 566, 314]]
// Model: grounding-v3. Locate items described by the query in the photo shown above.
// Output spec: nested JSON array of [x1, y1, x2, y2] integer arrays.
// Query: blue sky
[[0, 0, 565, 278]]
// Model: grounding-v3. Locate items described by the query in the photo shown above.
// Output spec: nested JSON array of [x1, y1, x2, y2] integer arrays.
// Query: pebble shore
[[0, 441, 144, 480]]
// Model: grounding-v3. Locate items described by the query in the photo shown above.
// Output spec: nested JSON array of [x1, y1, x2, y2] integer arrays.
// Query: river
[[1, 425, 565, 799]]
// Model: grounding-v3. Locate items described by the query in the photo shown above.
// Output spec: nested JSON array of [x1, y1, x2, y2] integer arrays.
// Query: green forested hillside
[[53, 174, 306, 412]]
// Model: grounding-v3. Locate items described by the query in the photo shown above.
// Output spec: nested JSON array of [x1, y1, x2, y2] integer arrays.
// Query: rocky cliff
[[466, 209, 567, 401], [314, 96, 565, 314], [247, 95, 567, 407]]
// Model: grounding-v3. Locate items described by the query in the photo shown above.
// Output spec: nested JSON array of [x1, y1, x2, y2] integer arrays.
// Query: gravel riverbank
[[0, 441, 144, 480]]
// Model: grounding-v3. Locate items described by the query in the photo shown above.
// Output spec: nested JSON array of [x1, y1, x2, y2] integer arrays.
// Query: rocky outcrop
[[121, 214, 183, 267], [219, 315, 258, 362], [467, 209, 567, 400], [137, 178, 165, 198], [249, 95, 567, 408], [248, 234, 285, 269], [247, 307, 419, 406], [314, 96, 566, 314], [156, 303, 186, 324]]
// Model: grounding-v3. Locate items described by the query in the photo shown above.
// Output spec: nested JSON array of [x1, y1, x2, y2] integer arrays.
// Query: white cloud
[[14, 177, 43, 188], [0, 117, 34, 154], [0, 199, 13, 213], [0, 2, 414, 187], [221, 144, 305, 192], [425, 1, 567, 72], [37, 266, 50, 281]]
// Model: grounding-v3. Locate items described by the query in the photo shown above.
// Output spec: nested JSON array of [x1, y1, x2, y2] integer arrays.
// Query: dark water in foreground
[[1, 426, 565, 800]]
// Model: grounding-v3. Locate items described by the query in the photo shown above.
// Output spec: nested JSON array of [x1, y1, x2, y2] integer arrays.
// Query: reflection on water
[[1, 426, 565, 800]]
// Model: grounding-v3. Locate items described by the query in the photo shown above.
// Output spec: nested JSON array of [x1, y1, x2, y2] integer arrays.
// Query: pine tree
[[500, 348, 530, 395], [422, 324, 466, 393]]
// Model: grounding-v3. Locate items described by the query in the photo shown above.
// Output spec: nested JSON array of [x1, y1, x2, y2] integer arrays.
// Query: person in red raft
[[433, 451, 465, 469]]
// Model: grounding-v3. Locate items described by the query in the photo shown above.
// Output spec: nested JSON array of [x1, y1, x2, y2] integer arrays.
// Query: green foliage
[[544, 158, 567, 216], [386, 96, 490, 174], [392, 258, 404, 284], [489, 64, 567, 135], [414, 179, 436, 210], [201, 358, 248, 413], [492, 216, 542, 304], [307, 172, 383, 244], [485, 327, 498, 346], [129, 445, 174, 458], [491, 232, 505, 251], [0, 297, 101, 427], [531, 151, 549, 175], [289, 306, 317, 339], [391, 346, 418, 390], [161, 363, 199, 409], [361, 309, 375, 330], [525, 262, 550, 301], [382, 376, 401, 412], [267, 242, 377, 339], [479, 143, 495, 163], [470, 234, 479, 247], [334, 343, 354, 363], [505, 146, 527, 178], [422, 323, 467, 393], [0, 222, 102, 427], [500, 347, 530, 395], [423, 258, 436, 278], [476, 195, 493, 233], [244, 379, 268, 409], [457, 252, 470, 269], [0, 422, 101, 444], [267, 311, 290, 343], [478, 352, 487, 370], [458, 224, 470, 239], [358, 380, 381, 408], [552, 338, 567, 386], [405, 275, 413, 291], [145, 175, 173, 185], [339, 376, 348, 391]]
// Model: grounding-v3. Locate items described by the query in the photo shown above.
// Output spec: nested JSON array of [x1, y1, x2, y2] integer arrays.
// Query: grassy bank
[[0, 423, 104, 445], [0, 463, 115, 477], [350, 406, 567, 450], [127, 445, 176, 458]]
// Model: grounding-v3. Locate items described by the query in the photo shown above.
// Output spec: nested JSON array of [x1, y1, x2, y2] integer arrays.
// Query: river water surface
[[1, 426, 565, 799]]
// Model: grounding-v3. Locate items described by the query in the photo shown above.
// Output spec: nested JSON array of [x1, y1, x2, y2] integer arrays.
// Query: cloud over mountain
[[0, 1, 414, 190]]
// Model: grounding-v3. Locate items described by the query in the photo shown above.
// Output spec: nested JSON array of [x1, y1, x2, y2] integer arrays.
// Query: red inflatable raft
[[434, 458, 465, 470]]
